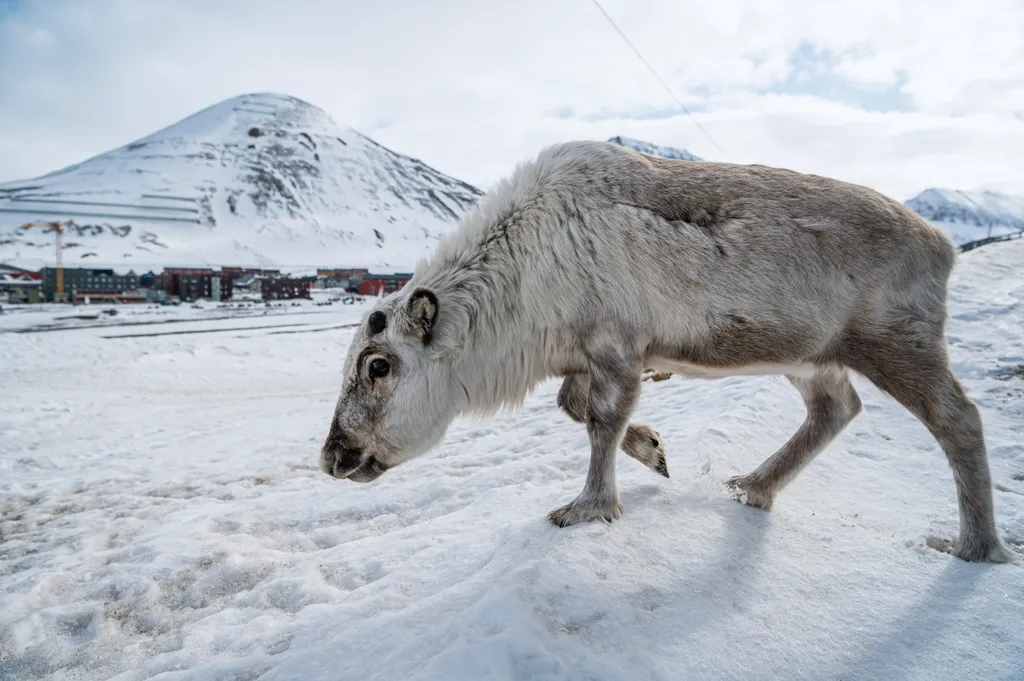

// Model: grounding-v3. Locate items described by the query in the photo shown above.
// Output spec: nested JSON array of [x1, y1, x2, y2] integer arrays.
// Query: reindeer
[[320, 140, 1013, 563]]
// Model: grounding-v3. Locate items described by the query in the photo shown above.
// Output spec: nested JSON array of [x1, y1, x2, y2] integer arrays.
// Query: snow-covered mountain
[[608, 135, 702, 161], [904, 188, 1024, 245], [0, 93, 482, 272]]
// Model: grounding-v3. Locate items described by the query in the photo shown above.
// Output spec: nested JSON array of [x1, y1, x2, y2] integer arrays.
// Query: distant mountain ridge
[[904, 188, 1024, 244], [607, 136, 702, 161]]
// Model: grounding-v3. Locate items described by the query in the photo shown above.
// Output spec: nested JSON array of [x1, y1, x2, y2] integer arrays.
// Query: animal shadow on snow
[[570, 491, 995, 680], [597, 485, 772, 643], [654, 496, 770, 640], [829, 562, 988, 681]]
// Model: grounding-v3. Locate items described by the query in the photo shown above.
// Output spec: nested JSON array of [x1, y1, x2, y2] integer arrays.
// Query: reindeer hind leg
[[728, 365, 862, 508], [844, 332, 1012, 563]]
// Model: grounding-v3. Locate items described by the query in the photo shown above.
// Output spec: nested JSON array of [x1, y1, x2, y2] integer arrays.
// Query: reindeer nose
[[320, 441, 364, 479], [336, 446, 363, 470]]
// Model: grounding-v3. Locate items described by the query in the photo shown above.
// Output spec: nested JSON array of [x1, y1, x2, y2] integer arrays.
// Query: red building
[[317, 268, 368, 292], [359, 273, 412, 296]]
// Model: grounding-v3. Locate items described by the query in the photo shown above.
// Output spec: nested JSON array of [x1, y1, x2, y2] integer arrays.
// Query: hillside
[[0, 93, 482, 271]]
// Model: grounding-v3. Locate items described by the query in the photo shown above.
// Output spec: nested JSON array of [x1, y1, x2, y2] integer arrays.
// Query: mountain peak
[[132, 93, 338, 148], [0, 94, 481, 270]]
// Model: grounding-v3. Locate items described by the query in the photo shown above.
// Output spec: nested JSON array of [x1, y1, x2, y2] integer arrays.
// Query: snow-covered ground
[[2, 241, 1023, 681], [0, 290, 362, 335]]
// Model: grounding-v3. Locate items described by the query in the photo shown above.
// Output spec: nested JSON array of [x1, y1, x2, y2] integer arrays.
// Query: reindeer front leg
[[557, 373, 669, 477], [548, 351, 640, 527]]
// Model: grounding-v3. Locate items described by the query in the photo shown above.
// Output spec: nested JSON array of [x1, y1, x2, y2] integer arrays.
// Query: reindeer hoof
[[926, 535, 1016, 564], [727, 474, 774, 509], [548, 494, 623, 527], [622, 424, 669, 478], [653, 454, 669, 478]]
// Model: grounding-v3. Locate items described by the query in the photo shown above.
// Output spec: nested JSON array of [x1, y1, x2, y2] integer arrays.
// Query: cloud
[[1, 0, 1023, 200]]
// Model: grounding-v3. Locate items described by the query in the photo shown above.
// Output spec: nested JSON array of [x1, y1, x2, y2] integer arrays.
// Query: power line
[[587, 0, 730, 161]]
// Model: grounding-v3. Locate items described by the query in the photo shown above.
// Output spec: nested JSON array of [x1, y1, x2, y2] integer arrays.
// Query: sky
[[1, 0, 1023, 200]]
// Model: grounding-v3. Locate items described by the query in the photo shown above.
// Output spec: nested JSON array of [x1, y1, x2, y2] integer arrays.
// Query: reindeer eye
[[368, 358, 390, 379]]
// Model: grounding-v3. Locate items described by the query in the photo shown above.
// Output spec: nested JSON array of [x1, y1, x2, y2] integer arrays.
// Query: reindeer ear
[[406, 288, 439, 344]]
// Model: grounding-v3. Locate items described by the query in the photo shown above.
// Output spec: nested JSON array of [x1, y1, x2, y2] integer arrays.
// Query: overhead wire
[[587, 0, 730, 161]]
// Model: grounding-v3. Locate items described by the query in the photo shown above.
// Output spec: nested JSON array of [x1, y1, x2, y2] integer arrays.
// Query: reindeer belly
[[645, 356, 818, 380]]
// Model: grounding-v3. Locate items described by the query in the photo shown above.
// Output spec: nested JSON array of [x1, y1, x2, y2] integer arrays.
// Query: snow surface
[[0, 93, 481, 271], [2, 229, 1024, 681], [0, 292, 359, 335]]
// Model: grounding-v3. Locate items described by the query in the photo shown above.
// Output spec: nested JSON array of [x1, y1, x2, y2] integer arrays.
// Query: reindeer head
[[320, 287, 466, 482]]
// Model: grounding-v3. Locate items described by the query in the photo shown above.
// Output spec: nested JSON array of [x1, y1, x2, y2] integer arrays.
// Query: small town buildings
[[41, 267, 141, 303], [153, 267, 213, 301], [178, 273, 214, 302], [72, 289, 148, 304], [154, 267, 243, 302], [0, 264, 35, 277], [317, 268, 368, 291], [359, 273, 412, 296], [231, 274, 262, 298], [0, 265, 42, 303], [2, 262, 410, 304], [262, 277, 311, 300], [222, 266, 281, 280]]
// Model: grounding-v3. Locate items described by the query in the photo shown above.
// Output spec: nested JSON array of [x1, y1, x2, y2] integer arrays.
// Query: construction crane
[[20, 219, 72, 303]]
